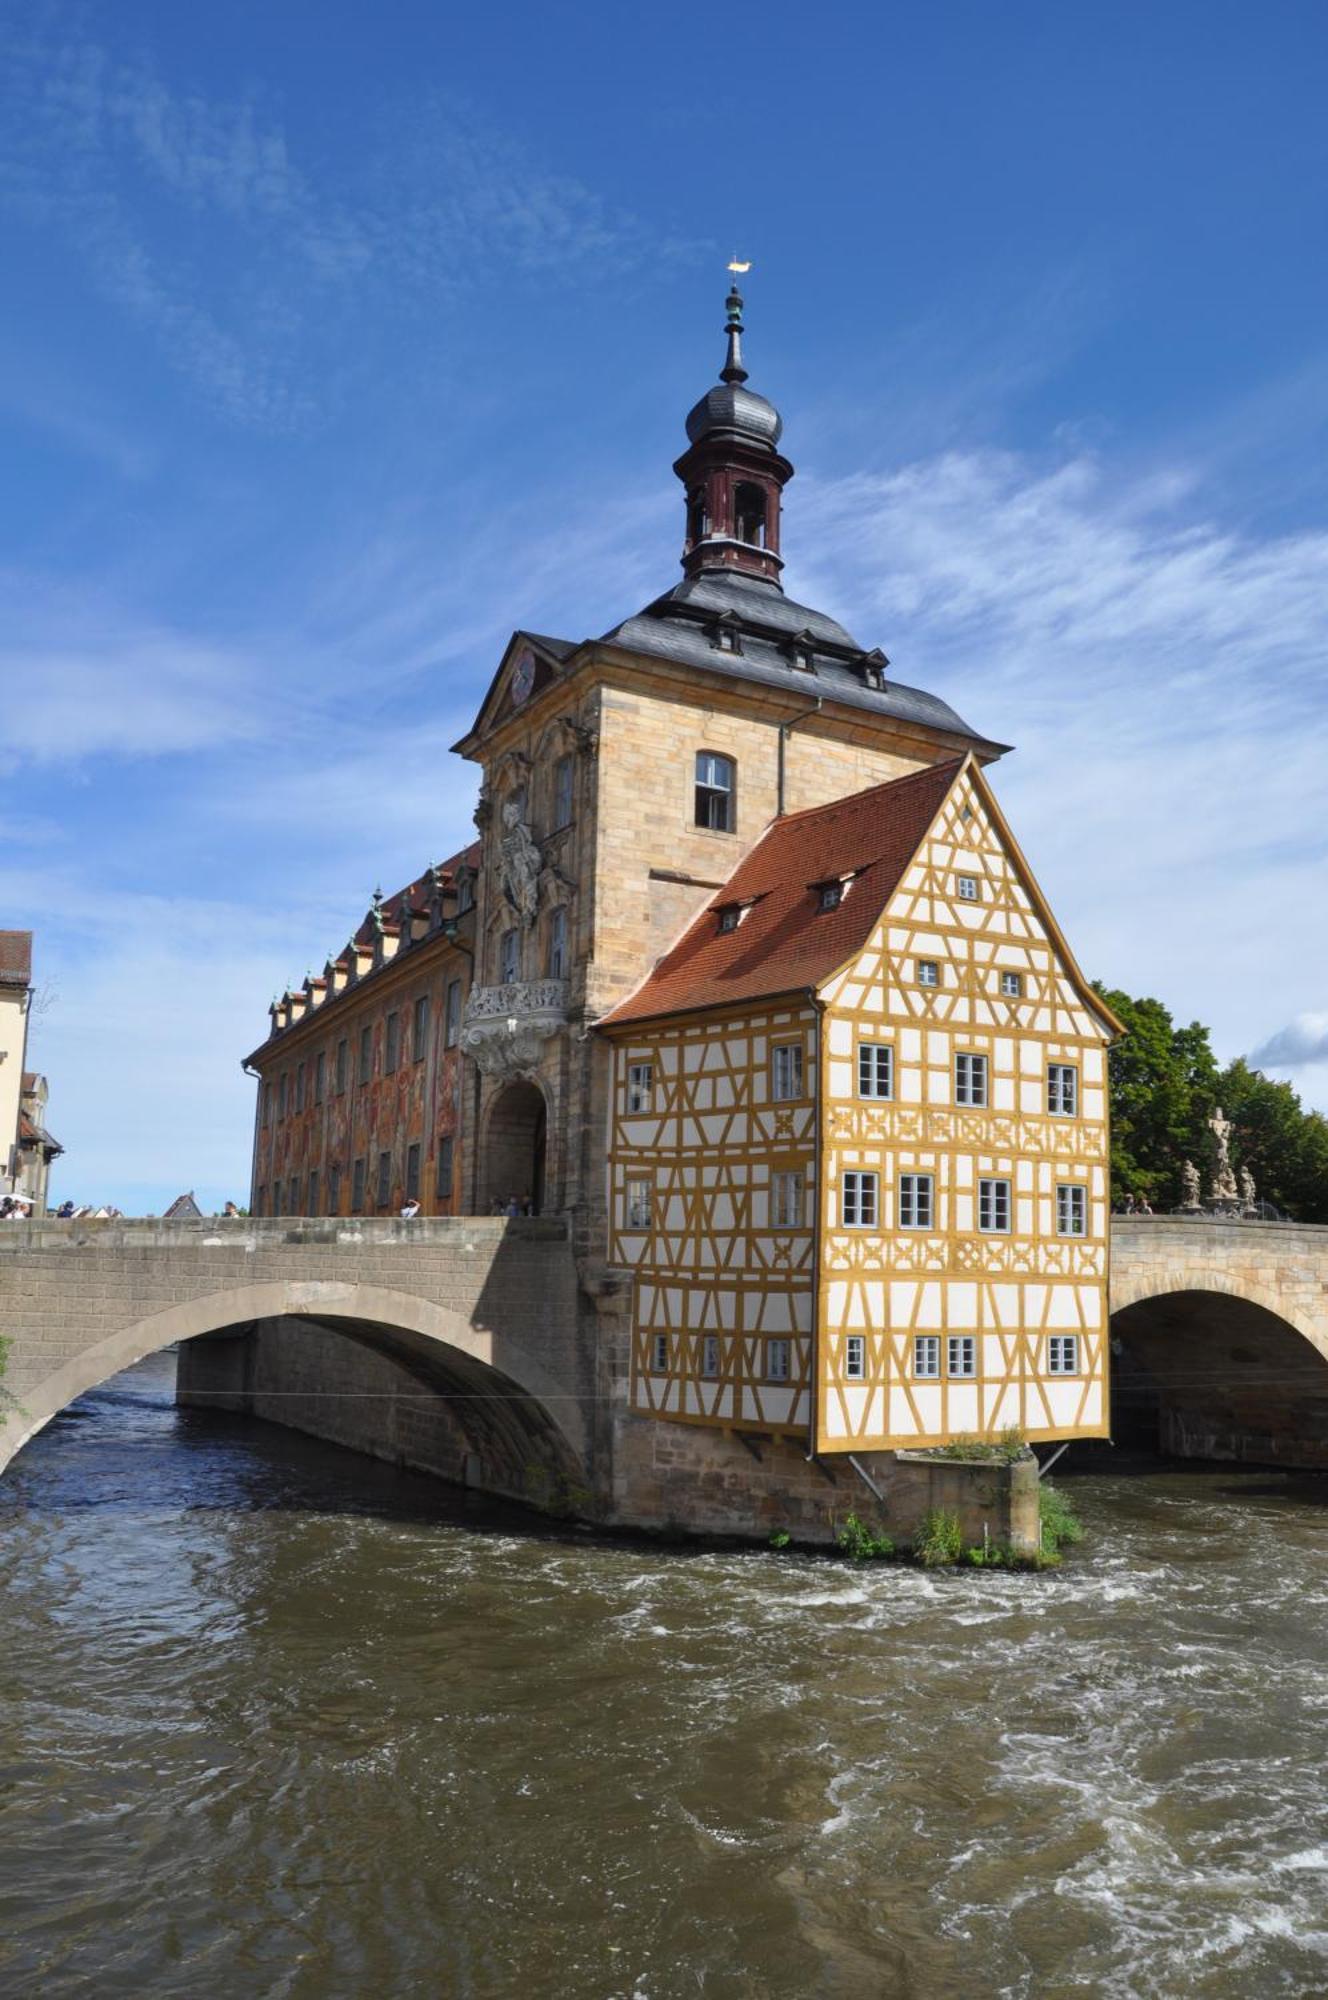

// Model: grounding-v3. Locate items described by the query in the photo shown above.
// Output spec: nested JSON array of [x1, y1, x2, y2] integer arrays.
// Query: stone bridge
[[2, 1215, 1328, 1505], [0, 1216, 604, 1510]]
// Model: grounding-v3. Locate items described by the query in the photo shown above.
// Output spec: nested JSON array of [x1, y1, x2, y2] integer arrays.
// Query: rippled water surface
[[3, 1351, 1328, 1999]]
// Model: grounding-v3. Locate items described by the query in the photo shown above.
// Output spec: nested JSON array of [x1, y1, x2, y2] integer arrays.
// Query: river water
[[3, 1352, 1328, 2000]]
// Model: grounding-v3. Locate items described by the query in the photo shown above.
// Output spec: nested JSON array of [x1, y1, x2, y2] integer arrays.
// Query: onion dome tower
[[674, 283, 794, 586]]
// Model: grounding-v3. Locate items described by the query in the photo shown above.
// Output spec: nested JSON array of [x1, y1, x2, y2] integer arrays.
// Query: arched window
[[734, 482, 766, 548], [686, 487, 710, 546], [695, 751, 736, 832]]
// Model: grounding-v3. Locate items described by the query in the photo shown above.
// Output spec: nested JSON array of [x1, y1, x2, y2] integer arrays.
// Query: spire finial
[[721, 259, 751, 385]]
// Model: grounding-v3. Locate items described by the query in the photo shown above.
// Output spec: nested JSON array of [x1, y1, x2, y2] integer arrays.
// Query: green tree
[[1093, 985, 1218, 1208], [1096, 984, 1328, 1222]]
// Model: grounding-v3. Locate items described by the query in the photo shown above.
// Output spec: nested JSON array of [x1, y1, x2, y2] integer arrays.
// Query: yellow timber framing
[[813, 753, 1116, 1451], [605, 997, 821, 1439]]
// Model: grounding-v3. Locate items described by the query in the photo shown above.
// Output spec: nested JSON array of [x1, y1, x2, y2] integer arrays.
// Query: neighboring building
[[248, 283, 1117, 1472], [246, 847, 479, 1218], [163, 1192, 203, 1220], [15, 1072, 62, 1213], [2, 932, 35, 1200]]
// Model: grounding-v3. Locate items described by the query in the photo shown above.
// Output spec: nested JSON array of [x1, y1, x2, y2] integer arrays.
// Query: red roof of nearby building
[[349, 840, 481, 953], [0, 931, 33, 987], [601, 759, 964, 1028]]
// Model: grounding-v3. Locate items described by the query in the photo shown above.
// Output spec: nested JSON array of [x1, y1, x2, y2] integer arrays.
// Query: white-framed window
[[553, 752, 575, 831], [765, 1338, 792, 1382], [547, 905, 568, 980], [917, 959, 940, 988], [772, 1169, 805, 1228], [771, 1043, 804, 1100], [1057, 1184, 1087, 1236], [499, 928, 520, 985], [914, 1335, 940, 1379], [695, 751, 736, 832], [899, 1173, 934, 1229], [651, 1333, 669, 1374], [627, 1179, 652, 1228], [978, 1177, 1011, 1232], [1000, 971, 1023, 998], [701, 1335, 720, 1380], [948, 1335, 977, 1378], [1048, 1335, 1080, 1376], [818, 880, 843, 912], [955, 1052, 988, 1106], [842, 1170, 879, 1228], [717, 904, 741, 933], [858, 1043, 894, 1100], [956, 874, 980, 903], [845, 1335, 866, 1380], [1048, 1064, 1079, 1116], [627, 1062, 653, 1114]]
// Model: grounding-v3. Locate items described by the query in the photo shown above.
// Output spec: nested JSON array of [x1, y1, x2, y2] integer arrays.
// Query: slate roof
[[601, 759, 964, 1028], [0, 930, 33, 987], [598, 571, 1005, 754]]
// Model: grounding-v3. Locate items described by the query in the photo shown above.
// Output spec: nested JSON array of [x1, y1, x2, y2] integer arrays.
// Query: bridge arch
[[1109, 1277, 1328, 1467], [1, 1277, 586, 1498]]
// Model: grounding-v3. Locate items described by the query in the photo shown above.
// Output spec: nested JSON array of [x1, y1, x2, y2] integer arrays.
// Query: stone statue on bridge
[[1180, 1158, 1201, 1211], [1239, 1164, 1258, 1214], [1209, 1107, 1239, 1208]]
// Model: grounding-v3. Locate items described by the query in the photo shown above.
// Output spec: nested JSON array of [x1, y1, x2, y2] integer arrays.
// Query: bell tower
[[674, 283, 794, 586]]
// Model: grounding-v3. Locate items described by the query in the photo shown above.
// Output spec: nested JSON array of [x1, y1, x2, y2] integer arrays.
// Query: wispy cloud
[[791, 443, 1328, 1089], [0, 10, 692, 426]]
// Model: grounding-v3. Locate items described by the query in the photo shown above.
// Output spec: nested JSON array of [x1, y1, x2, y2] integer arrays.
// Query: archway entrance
[[1110, 1289, 1328, 1466], [485, 1081, 547, 1216]]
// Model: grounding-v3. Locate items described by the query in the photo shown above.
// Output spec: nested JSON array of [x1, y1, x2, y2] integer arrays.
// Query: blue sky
[[4, 0, 1327, 1211]]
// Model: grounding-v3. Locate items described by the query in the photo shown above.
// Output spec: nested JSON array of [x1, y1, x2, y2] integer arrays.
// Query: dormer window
[[817, 876, 852, 912], [716, 904, 741, 934], [710, 612, 743, 656], [860, 647, 889, 692]]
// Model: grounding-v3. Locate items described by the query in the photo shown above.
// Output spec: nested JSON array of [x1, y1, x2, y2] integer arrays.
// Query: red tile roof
[[350, 840, 481, 951], [602, 759, 964, 1028], [0, 930, 33, 987]]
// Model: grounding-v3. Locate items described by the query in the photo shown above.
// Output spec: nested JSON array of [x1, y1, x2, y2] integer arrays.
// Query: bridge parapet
[[0, 1214, 569, 1254]]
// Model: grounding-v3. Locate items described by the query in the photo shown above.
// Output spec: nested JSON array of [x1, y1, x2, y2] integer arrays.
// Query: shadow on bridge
[[0, 1221, 592, 1515], [1111, 1288, 1328, 1469]]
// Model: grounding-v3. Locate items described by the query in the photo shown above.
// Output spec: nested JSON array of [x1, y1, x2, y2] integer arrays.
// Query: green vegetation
[[768, 1528, 791, 1550], [836, 1513, 895, 1561], [1096, 984, 1328, 1219], [1038, 1481, 1084, 1558], [924, 1427, 1030, 1464], [915, 1507, 964, 1567]]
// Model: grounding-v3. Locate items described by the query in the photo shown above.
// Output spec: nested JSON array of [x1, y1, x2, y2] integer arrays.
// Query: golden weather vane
[[727, 256, 752, 274]]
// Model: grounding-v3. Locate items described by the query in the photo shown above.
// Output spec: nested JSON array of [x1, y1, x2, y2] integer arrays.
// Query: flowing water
[[3, 1350, 1328, 2000]]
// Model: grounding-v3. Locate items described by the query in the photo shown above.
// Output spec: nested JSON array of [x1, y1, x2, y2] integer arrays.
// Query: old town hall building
[[246, 286, 1119, 1510]]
